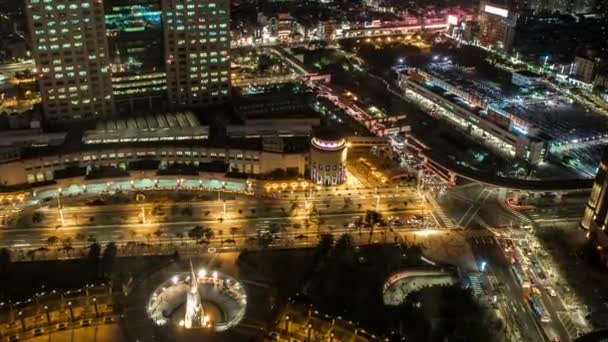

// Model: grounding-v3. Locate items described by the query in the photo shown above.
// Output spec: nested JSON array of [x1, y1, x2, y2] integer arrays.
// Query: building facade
[[26, 0, 115, 122], [104, 0, 167, 114], [163, 0, 230, 107], [477, 2, 518, 52], [25, 0, 231, 123], [581, 151, 608, 267], [309, 132, 348, 186]]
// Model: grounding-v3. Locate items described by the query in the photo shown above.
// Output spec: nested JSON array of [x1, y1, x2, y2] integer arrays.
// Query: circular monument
[[146, 263, 247, 332]]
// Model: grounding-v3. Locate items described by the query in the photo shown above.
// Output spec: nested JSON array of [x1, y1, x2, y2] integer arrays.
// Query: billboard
[[484, 5, 508, 18], [447, 15, 459, 26]]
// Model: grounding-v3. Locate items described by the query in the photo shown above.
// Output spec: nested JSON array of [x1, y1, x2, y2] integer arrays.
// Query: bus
[[511, 264, 531, 296], [528, 295, 551, 323]]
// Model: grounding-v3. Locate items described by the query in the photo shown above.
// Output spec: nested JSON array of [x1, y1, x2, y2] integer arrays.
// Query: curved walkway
[[382, 269, 457, 306]]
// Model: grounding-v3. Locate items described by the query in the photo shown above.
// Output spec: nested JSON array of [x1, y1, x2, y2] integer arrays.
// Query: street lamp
[[67, 301, 74, 321], [92, 297, 98, 317], [307, 323, 312, 341], [141, 206, 147, 225], [18, 310, 25, 331], [44, 305, 50, 323], [57, 188, 65, 226]]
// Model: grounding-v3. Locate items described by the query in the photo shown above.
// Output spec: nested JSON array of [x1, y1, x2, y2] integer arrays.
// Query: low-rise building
[[512, 70, 542, 87]]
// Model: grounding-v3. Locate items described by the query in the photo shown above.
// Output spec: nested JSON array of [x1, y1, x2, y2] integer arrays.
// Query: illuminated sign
[[484, 5, 508, 18], [447, 15, 458, 25]]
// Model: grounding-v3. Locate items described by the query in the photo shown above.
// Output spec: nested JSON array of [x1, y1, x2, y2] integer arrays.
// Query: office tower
[[477, 2, 519, 52], [581, 151, 608, 267], [581, 152, 608, 231], [574, 56, 600, 83], [26, 0, 231, 123], [104, 0, 167, 114], [25, 0, 115, 122], [163, 0, 231, 107]]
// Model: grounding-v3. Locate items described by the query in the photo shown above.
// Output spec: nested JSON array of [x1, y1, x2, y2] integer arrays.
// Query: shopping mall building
[[0, 112, 351, 188]]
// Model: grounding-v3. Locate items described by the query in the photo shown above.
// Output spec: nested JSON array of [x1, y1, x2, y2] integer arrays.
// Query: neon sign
[[484, 5, 508, 18]]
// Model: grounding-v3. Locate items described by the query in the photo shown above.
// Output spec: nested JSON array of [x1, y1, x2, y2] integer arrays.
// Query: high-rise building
[[104, 0, 167, 114], [581, 151, 608, 267], [477, 2, 518, 52], [25, 0, 115, 123], [163, 0, 231, 107], [26, 0, 231, 123]]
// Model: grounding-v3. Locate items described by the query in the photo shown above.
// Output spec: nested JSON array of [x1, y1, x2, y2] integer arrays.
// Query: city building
[[163, 0, 231, 108], [511, 70, 542, 87], [309, 130, 348, 186], [574, 55, 599, 83], [25, 0, 231, 123], [399, 66, 548, 164], [581, 150, 608, 267], [104, 0, 167, 114], [477, 1, 518, 52], [580, 151, 608, 231], [0, 111, 309, 187], [25, 0, 115, 122]]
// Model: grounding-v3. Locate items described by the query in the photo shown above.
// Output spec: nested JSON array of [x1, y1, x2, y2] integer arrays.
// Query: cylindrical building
[[310, 130, 348, 186]]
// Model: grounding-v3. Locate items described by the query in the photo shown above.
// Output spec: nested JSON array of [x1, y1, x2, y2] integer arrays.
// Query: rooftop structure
[[83, 111, 209, 144]]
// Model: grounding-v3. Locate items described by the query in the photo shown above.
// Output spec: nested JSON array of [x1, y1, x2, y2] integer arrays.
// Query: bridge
[[395, 136, 594, 192], [339, 23, 448, 39], [550, 133, 608, 153]]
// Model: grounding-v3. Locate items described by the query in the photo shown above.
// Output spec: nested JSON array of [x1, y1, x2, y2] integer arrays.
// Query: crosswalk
[[557, 311, 582, 338], [426, 195, 456, 229], [502, 203, 535, 227], [461, 229, 497, 245], [465, 273, 484, 296]]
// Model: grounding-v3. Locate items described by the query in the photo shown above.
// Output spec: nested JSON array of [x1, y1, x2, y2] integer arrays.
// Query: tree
[[153, 229, 164, 241], [32, 211, 44, 223], [364, 210, 383, 225], [0, 248, 10, 271], [47, 236, 59, 246], [189, 226, 214, 241], [88, 243, 101, 264], [0, 248, 11, 296], [335, 233, 353, 256], [75, 233, 86, 242], [101, 242, 118, 275], [203, 227, 215, 240], [189, 226, 204, 240]]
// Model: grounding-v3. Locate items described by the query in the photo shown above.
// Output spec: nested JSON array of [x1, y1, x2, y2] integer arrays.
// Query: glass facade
[[27, 0, 231, 122], [105, 0, 167, 112]]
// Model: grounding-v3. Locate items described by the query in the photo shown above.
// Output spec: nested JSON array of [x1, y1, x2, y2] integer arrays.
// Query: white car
[[547, 287, 557, 297]]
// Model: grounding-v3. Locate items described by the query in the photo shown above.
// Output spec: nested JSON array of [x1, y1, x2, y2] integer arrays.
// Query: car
[[295, 234, 307, 240], [547, 287, 557, 297]]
